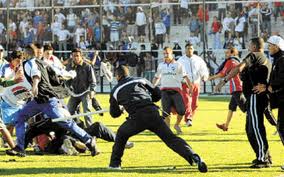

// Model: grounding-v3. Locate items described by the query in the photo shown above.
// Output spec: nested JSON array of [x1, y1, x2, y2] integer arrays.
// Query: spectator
[[74, 23, 86, 48], [260, 3, 272, 36], [8, 19, 17, 41], [172, 0, 181, 25], [217, 0, 226, 21], [173, 41, 182, 59], [110, 15, 121, 49], [93, 22, 101, 43], [274, 1, 282, 23], [234, 11, 246, 40], [54, 8, 66, 25], [197, 5, 209, 46], [161, 8, 171, 43], [135, 6, 147, 42], [125, 49, 138, 77], [125, 7, 136, 39], [154, 18, 166, 49], [248, 3, 259, 38], [66, 9, 77, 32], [51, 16, 62, 37], [222, 12, 235, 40], [189, 15, 200, 38], [56, 24, 72, 59], [211, 16, 223, 49], [137, 44, 146, 77]]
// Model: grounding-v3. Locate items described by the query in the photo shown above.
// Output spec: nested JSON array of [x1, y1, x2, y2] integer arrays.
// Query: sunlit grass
[[0, 94, 283, 177]]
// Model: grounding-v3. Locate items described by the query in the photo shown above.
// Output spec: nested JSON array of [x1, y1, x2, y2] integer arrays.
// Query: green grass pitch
[[0, 94, 283, 177]]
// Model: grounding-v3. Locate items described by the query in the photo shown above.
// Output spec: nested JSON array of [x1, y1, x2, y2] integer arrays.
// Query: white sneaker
[[61, 139, 79, 156], [174, 124, 182, 134], [108, 166, 121, 170], [125, 142, 134, 149], [186, 119, 192, 127]]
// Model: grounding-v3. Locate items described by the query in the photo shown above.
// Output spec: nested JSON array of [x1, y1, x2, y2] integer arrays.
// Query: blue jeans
[[15, 97, 92, 150]]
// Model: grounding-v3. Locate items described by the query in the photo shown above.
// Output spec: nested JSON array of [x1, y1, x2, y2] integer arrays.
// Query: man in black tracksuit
[[108, 65, 208, 172], [216, 37, 272, 168], [253, 35, 284, 170]]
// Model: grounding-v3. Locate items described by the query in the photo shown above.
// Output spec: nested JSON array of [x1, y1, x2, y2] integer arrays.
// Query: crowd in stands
[[0, 1, 282, 56], [0, 0, 282, 89]]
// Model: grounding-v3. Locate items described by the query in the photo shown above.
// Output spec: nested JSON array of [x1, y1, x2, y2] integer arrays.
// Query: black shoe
[[250, 160, 271, 168], [252, 158, 272, 164], [86, 137, 100, 156], [6, 146, 26, 157], [192, 154, 208, 173], [33, 145, 44, 155]]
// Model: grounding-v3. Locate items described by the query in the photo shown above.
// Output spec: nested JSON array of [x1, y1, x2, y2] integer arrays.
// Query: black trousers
[[277, 104, 284, 145], [25, 121, 116, 150], [110, 106, 197, 167], [246, 94, 269, 162]]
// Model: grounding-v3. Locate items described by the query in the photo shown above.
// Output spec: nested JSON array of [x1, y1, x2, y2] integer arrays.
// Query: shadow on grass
[[0, 166, 201, 175], [0, 163, 278, 175]]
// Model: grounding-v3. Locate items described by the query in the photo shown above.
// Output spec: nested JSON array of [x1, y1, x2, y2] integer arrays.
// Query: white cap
[[267, 35, 284, 51], [0, 45, 4, 50]]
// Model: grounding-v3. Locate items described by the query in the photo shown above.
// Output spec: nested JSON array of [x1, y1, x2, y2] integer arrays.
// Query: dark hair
[[34, 43, 43, 49], [9, 51, 23, 62], [250, 37, 264, 50], [115, 65, 129, 79], [44, 44, 53, 51], [72, 48, 82, 53], [163, 46, 172, 51], [228, 47, 239, 56], [24, 45, 35, 56], [185, 43, 193, 48]]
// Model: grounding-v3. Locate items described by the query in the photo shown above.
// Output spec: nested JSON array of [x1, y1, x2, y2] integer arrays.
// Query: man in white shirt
[[222, 13, 234, 40], [56, 24, 71, 59], [54, 8, 66, 25], [136, 7, 147, 42], [153, 47, 192, 134], [66, 9, 77, 32], [177, 43, 209, 126]]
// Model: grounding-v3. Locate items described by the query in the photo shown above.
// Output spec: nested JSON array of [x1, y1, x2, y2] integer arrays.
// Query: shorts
[[156, 34, 164, 44], [110, 31, 119, 42], [229, 91, 246, 112], [161, 90, 185, 117], [0, 117, 5, 129], [0, 100, 21, 126], [137, 25, 146, 36]]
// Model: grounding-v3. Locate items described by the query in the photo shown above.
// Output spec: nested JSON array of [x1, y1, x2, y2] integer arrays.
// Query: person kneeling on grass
[[108, 65, 207, 173]]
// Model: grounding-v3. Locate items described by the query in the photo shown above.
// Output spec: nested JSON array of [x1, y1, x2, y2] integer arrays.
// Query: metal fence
[[0, 0, 283, 93]]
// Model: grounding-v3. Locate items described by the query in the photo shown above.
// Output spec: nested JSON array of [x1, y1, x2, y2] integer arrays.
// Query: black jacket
[[270, 50, 284, 104], [109, 77, 161, 117], [66, 61, 96, 94], [241, 52, 271, 98]]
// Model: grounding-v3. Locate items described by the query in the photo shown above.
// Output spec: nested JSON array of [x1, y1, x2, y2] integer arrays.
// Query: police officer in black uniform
[[216, 37, 272, 168], [108, 65, 207, 173]]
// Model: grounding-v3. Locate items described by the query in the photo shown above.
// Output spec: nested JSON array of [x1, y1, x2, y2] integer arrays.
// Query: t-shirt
[[218, 57, 242, 93], [241, 52, 271, 97], [1, 79, 32, 107], [155, 60, 186, 89]]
